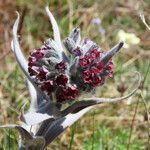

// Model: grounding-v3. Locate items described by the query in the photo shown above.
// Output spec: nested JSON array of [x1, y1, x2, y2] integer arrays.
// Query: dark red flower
[[28, 56, 35, 62], [30, 50, 44, 61], [55, 74, 68, 87], [96, 62, 103, 70], [28, 67, 37, 76], [36, 67, 48, 80], [103, 61, 113, 78], [79, 56, 90, 69], [41, 80, 54, 93], [82, 69, 102, 86], [106, 61, 113, 70], [55, 61, 66, 71], [92, 62, 104, 74], [28, 49, 44, 68], [65, 85, 79, 100], [89, 49, 100, 60], [28, 57, 37, 67], [56, 92, 66, 103], [92, 76, 101, 86], [106, 65, 112, 70], [83, 70, 94, 83]]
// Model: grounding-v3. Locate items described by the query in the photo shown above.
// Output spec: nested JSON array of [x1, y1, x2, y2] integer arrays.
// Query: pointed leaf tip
[[13, 11, 20, 37], [69, 27, 81, 44], [101, 41, 124, 65], [118, 41, 124, 49], [12, 11, 27, 71], [45, 6, 64, 53]]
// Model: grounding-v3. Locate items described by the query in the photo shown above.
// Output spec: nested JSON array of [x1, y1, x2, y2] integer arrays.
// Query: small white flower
[[116, 30, 140, 48]]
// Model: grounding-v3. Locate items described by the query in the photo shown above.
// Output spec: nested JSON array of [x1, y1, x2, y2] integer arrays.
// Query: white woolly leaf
[[45, 6, 64, 53]]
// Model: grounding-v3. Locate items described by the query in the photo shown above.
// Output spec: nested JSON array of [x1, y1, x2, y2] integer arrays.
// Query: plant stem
[[9, 129, 10, 150], [69, 123, 76, 150], [92, 111, 95, 150]]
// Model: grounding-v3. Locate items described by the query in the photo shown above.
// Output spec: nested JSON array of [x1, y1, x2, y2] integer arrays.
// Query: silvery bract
[[0, 6, 141, 150]]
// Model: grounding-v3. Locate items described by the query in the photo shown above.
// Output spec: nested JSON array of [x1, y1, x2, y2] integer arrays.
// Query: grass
[[83, 126, 145, 150], [0, 0, 149, 149], [69, 123, 77, 150]]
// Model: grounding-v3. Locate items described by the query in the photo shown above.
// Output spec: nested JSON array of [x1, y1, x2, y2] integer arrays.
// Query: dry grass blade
[[140, 13, 150, 31]]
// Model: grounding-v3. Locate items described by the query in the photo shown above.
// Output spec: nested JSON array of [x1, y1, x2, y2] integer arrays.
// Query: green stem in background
[[9, 129, 10, 150], [142, 60, 150, 87], [127, 61, 150, 150], [127, 97, 140, 150], [69, 123, 76, 150], [140, 61, 150, 147], [92, 111, 95, 150]]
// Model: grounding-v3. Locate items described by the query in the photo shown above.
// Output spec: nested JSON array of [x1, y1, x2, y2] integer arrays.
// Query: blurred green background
[[0, 0, 149, 149]]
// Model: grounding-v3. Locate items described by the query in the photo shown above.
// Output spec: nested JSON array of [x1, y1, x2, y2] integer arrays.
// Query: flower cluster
[[28, 42, 79, 103], [75, 43, 113, 91], [28, 37, 113, 103]]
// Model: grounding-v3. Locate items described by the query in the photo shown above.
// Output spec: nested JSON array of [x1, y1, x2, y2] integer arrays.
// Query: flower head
[[27, 26, 121, 103], [55, 74, 68, 87]]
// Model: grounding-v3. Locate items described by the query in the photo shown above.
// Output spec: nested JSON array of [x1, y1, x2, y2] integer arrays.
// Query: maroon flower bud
[[103, 60, 113, 78], [28, 57, 37, 67], [79, 56, 90, 69], [83, 70, 94, 84], [41, 80, 54, 93], [92, 76, 101, 86], [96, 62, 103, 70], [88, 49, 100, 60], [55, 74, 68, 87], [28, 67, 37, 76], [36, 67, 48, 80], [56, 92, 66, 103], [55, 61, 66, 71], [65, 85, 79, 100], [92, 62, 104, 74], [30, 49, 44, 61], [28, 56, 35, 62]]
